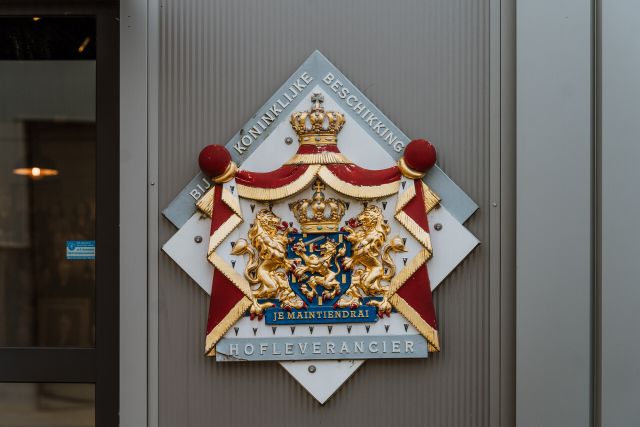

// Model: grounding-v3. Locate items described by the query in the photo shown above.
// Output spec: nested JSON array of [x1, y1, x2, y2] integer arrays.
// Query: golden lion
[[231, 209, 306, 319], [335, 204, 405, 315], [292, 237, 346, 302]]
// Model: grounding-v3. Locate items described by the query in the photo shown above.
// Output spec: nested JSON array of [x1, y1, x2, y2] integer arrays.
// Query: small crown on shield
[[290, 93, 345, 145], [289, 179, 346, 234]]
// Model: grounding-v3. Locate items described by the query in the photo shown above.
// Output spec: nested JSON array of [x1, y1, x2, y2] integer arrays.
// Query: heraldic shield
[[162, 51, 480, 403]]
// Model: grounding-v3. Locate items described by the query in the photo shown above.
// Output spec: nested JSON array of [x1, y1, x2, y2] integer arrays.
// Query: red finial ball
[[198, 144, 231, 178], [404, 139, 437, 172]]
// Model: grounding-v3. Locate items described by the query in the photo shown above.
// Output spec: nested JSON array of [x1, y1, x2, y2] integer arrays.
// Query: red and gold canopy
[[197, 137, 441, 354]]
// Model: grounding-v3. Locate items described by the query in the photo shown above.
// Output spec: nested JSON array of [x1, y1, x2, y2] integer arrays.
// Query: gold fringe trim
[[422, 182, 441, 213], [397, 157, 425, 179], [390, 293, 440, 352], [284, 152, 352, 165], [208, 214, 242, 254], [236, 164, 401, 201], [387, 248, 432, 296], [394, 180, 440, 215], [207, 252, 252, 298], [195, 184, 243, 220], [205, 297, 252, 355], [395, 182, 416, 214], [221, 187, 242, 218], [203, 186, 249, 356], [196, 187, 215, 217], [394, 182, 434, 251], [236, 165, 321, 201], [318, 166, 400, 200], [395, 210, 433, 252], [212, 162, 238, 184]]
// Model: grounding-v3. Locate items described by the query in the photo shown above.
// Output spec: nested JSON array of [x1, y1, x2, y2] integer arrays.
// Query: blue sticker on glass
[[66, 240, 96, 260]]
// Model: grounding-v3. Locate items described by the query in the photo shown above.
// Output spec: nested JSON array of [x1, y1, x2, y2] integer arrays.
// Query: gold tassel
[[422, 182, 441, 213], [196, 187, 215, 217]]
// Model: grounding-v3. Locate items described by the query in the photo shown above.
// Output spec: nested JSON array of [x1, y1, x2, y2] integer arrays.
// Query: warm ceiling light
[[32, 16, 41, 22], [13, 166, 59, 179], [78, 37, 91, 53]]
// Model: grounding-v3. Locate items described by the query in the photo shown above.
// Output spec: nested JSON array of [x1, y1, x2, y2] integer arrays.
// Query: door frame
[[0, 2, 119, 426], [119, 0, 154, 425]]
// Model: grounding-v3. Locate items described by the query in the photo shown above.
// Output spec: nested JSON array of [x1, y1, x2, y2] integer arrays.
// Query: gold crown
[[289, 179, 346, 233], [290, 93, 345, 145]]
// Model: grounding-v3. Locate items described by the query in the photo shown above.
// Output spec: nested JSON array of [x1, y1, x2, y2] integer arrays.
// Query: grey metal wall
[[516, 1, 593, 426], [601, 1, 640, 425], [157, 1, 512, 425]]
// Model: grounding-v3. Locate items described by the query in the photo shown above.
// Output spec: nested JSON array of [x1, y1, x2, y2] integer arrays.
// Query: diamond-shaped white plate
[[162, 53, 480, 402]]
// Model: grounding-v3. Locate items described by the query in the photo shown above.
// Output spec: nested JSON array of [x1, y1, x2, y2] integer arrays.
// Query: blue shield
[[263, 231, 378, 325], [287, 232, 350, 306]]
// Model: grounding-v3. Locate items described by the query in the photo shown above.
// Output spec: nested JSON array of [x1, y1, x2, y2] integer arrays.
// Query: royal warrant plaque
[[163, 51, 479, 403]]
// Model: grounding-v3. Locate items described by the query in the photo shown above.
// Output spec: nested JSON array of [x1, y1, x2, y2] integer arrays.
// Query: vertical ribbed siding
[[158, 1, 496, 425]]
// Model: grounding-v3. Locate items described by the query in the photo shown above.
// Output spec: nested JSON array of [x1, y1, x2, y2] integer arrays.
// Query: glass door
[[0, 3, 118, 426]]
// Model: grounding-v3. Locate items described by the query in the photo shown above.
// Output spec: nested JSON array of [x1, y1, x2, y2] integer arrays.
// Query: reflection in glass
[[0, 17, 96, 60], [0, 17, 96, 347], [0, 383, 94, 426]]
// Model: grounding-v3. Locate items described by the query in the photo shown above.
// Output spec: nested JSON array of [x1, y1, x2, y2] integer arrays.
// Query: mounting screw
[[194, 236, 203, 244], [434, 223, 443, 231], [308, 365, 316, 373], [492, 202, 498, 207], [285, 137, 293, 145]]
